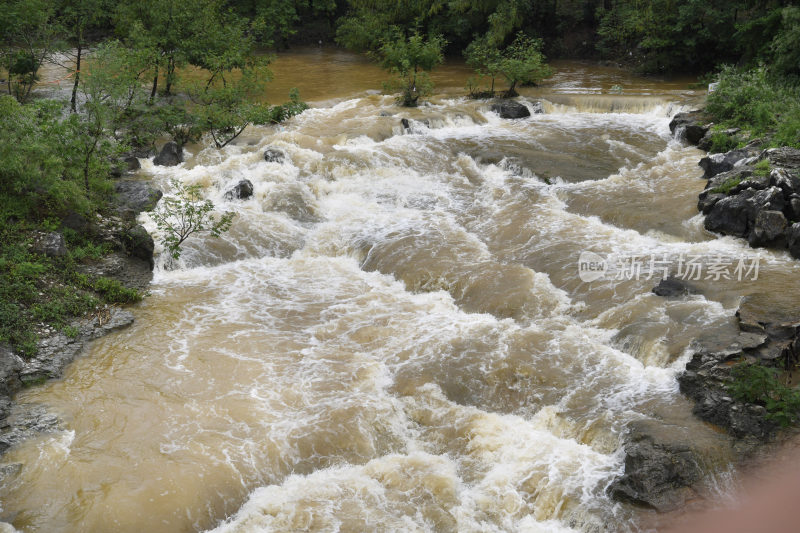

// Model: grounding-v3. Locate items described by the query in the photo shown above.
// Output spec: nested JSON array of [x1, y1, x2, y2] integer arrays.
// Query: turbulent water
[[3, 55, 800, 533]]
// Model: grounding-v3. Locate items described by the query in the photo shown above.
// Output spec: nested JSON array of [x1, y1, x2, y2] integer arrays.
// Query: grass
[[753, 158, 771, 177], [711, 177, 742, 194], [0, 221, 142, 357], [729, 363, 800, 427], [707, 66, 800, 149]]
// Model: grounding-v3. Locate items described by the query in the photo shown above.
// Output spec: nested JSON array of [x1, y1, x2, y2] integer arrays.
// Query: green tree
[[464, 35, 503, 97], [772, 6, 800, 78], [497, 32, 551, 97], [150, 178, 234, 260], [376, 31, 446, 107]]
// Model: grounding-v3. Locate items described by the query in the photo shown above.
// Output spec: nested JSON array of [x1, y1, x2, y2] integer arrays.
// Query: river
[[2, 50, 800, 532]]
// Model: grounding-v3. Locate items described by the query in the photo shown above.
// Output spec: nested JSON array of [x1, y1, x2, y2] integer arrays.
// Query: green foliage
[[729, 363, 800, 427], [710, 177, 741, 195], [708, 131, 739, 154], [753, 159, 771, 177], [375, 31, 446, 107], [92, 277, 142, 304], [496, 31, 551, 97], [707, 66, 800, 148], [150, 179, 235, 260], [772, 7, 800, 78], [464, 36, 503, 97]]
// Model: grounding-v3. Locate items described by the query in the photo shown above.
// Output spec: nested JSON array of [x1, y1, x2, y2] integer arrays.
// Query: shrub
[[729, 363, 800, 427]]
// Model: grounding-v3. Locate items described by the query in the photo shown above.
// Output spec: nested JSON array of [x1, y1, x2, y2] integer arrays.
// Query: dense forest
[[1, 0, 799, 356]]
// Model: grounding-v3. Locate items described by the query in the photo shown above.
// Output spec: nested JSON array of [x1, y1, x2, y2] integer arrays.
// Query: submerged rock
[[669, 110, 709, 145], [652, 277, 696, 297], [264, 147, 285, 163], [153, 141, 183, 166], [490, 100, 531, 119], [225, 179, 254, 200]]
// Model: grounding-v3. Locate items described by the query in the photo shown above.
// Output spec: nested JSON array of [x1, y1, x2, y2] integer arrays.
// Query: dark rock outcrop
[[609, 421, 703, 512], [652, 277, 696, 297], [699, 148, 800, 254], [788, 223, 800, 259], [0, 345, 23, 422], [225, 179, 254, 200], [669, 110, 709, 145], [490, 100, 531, 119], [153, 141, 183, 166], [114, 180, 163, 216], [264, 147, 285, 164], [33, 232, 67, 257], [122, 224, 155, 270]]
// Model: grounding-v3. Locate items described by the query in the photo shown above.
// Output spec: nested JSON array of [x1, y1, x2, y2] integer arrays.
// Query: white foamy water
[[4, 63, 800, 533]]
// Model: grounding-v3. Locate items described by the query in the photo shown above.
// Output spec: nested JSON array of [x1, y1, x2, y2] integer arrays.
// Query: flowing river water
[[3, 50, 800, 532]]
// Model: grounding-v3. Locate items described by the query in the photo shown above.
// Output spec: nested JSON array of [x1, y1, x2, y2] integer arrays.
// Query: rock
[[32, 232, 66, 257], [697, 128, 740, 152], [114, 180, 162, 217], [0, 345, 23, 421], [748, 210, 787, 247], [652, 277, 696, 297], [77, 252, 152, 292], [530, 101, 545, 114], [401, 118, 410, 130], [788, 223, 800, 260], [121, 225, 155, 270], [153, 141, 183, 166], [787, 195, 800, 222], [698, 148, 755, 180], [0, 404, 60, 454], [490, 100, 531, 119], [669, 110, 709, 145], [769, 168, 800, 197], [609, 421, 702, 512], [264, 148, 285, 164], [264, 183, 321, 223], [225, 179, 254, 200], [60, 211, 91, 233], [697, 192, 726, 214], [704, 188, 758, 237], [762, 147, 800, 171]]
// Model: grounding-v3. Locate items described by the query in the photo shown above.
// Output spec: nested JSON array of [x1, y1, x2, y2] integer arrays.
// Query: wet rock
[[762, 147, 800, 171], [401, 118, 410, 130], [609, 421, 702, 512], [264, 183, 320, 223], [153, 141, 183, 166], [33, 232, 67, 257], [263, 147, 285, 164], [490, 100, 531, 119], [0, 404, 60, 454], [530, 101, 545, 114], [699, 148, 755, 180], [669, 110, 709, 145], [788, 223, 800, 259], [769, 168, 800, 198], [697, 192, 726, 214], [77, 252, 153, 292], [787, 195, 800, 222], [704, 188, 757, 237], [652, 277, 696, 297], [114, 180, 162, 217], [0, 345, 23, 422], [225, 179, 254, 200], [747, 210, 787, 247], [122, 224, 155, 270]]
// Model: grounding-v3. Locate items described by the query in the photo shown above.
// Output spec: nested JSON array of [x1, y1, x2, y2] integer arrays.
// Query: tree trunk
[[70, 41, 82, 113], [165, 56, 175, 96], [150, 66, 159, 103]]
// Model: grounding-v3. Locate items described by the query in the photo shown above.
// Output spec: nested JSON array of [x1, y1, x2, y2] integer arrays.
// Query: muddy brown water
[[3, 50, 800, 532]]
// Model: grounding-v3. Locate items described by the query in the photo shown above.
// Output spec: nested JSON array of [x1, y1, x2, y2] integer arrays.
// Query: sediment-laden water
[[3, 54, 800, 532]]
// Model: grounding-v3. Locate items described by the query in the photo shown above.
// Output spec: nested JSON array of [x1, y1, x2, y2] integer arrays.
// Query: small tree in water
[[151, 179, 234, 260], [376, 31, 446, 107], [498, 32, 552, 98]]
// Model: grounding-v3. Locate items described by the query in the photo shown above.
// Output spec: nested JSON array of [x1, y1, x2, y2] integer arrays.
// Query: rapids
[[3, 53, 800, 532]]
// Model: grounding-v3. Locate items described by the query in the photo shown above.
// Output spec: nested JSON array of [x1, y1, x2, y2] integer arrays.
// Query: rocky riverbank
[[610, 112, 800, 513], [0, 165, 162, 454]]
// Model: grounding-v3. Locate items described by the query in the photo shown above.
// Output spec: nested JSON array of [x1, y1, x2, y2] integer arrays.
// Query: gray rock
[[788, 223, 800, 260], [114, 181, 162, 217], [400, 118, 410, 131], [0, 404, 60, 454], [33, 232, 66, 257], [762, 147, 800, 170], [122, 225, 155, 270], [264, 147, 285, 164], [530, 101, 545, 114], [0, 345, 23, 398], [153, 141, 183, 166], [788, 195, 800, 222], [769, 168, 800, 197], [652, 277, 696, 297], [699, 148, 754, 180], [748, 210, 787, 247], [704, 188, 758, 237], [225, 179, 254, 200], [490, 100, 531, 119], [609, 421, 702, 512], [77, 252, 152, 292], [669, 110, 709, 145]]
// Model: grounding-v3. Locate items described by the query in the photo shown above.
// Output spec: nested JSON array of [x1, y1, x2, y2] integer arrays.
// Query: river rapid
[[3, 51, 800, 532]]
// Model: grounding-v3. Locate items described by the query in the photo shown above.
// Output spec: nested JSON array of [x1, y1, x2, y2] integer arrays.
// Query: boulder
[[264, 147, 285, 164], [225, 179, 254, 200], [704, 188, 758, 237], [762, 147, 800, 171], [114, 181, 163, 217], [609, 421, 702, 512], [490, 100, 531, 119], [122, 224, 155, 270], [400, 118, 411, 131], [789, 195, 800, 222], [698, 149, 755, 180], [33, 232, 66, 257], [748, 210, 787, 247], [652, 277, 696, 297], [669, 110, 709, 145], [697, 127, 740, 152], [153, 141, 183, 166], [769, 168, 800, 197], [0, 344, 23, 400], [788, 223, 800, 260]]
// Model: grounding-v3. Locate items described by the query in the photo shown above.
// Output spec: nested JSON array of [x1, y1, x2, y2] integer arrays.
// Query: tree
[[772, 6, 800, 78], [464, 36, 503, 97], [150, 179, 234, 260], [0, 0, 59, 102], [497, 32, 551, 97], [376, 31, 446, 106]]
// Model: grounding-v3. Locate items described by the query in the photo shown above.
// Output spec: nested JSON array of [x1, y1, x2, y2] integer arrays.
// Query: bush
[[92, 277, 142, 304], [729, 363, 800, 427]]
